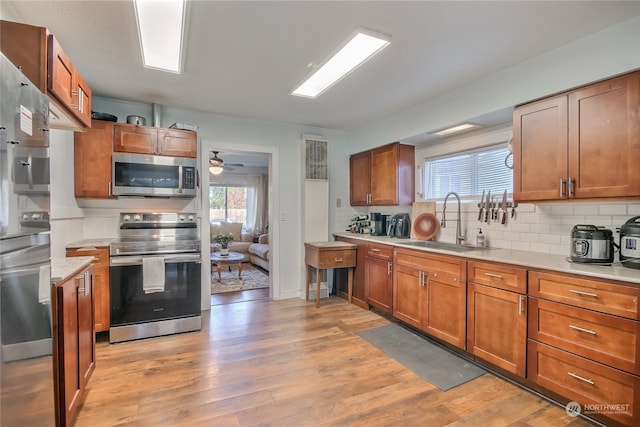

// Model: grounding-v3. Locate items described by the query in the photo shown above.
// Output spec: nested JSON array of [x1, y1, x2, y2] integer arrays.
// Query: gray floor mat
[[357, 323, 486, 391]]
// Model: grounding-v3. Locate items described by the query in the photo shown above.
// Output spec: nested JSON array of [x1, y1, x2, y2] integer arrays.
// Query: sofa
[[249, 234, 270, 271], [210, 221, 253, 262]]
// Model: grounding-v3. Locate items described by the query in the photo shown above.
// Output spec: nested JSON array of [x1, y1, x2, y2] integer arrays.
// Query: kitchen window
[[209, 186, 247, 223], [422, 145, 512, 199]]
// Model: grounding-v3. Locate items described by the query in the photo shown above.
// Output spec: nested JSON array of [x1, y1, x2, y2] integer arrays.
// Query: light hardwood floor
[[75, 295, 595, 427]]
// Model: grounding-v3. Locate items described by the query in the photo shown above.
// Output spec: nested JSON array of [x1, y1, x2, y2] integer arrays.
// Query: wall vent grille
[[304, 135, 328, 181]]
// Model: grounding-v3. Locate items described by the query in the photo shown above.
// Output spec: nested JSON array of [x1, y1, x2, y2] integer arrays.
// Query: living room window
[[209, 186, 247, 224]]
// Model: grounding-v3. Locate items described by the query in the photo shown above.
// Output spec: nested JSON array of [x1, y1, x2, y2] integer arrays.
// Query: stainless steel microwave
[[112, 152, 197, 198]]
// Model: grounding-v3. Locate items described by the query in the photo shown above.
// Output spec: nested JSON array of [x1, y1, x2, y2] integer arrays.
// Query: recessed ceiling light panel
[[134, 0, 187, 74], [433, 123, 478, 136], [291, 28, 391, 99]]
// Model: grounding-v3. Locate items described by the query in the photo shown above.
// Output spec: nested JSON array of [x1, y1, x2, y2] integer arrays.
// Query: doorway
[[204, 148, 274, 306]]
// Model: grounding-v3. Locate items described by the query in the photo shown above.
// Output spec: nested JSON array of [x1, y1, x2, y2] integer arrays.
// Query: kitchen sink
[[399, 240, 482, 253]]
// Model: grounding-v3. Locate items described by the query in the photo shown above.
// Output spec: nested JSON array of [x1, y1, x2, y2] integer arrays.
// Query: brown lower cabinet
[[466, 261, 528, 376], [65, 246, 110, 332], [53, 264, 95, 427], [393, 248, 466, 349], [364, 243, 393, 314], [529, 340, 640, 427], [467, 283, 527, 376]]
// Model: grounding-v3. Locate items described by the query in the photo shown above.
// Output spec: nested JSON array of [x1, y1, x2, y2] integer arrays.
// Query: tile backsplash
[[334, 200, 640, 256]]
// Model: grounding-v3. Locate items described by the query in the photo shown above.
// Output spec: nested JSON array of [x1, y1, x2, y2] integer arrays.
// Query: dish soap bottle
[[476, 228, 485, 247]]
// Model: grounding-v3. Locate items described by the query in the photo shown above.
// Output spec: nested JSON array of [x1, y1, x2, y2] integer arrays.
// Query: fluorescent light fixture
[[291, 28, 390, 98], [433, 123, 478, 136], [134, 0, 187, 73]]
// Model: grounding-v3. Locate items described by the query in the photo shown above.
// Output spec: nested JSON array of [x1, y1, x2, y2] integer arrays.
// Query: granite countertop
[[333, 232, 640, 285], [65, 238, 114, 249], [51, 256, 95, 284]]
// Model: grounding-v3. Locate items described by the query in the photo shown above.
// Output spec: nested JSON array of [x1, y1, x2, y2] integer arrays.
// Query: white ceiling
[[4, 1, 640, 136]]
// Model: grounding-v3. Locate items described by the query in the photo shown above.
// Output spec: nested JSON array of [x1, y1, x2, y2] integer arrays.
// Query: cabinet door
[[77, 271, 95, 388], [467, 283, 527, 376], [74, 72, 92, 128], [349, 151, 371, 206], [157, 129, 197, 158], [74, 120, 114, 198], [365, 256, 393, 314], [47, 35, 75, 109], [424, 273, 466, 349], [66, 247, 110, 332], [113, 124, 157, 154], [56, 277, 81, 427], [370, 143, 398, 205], [568, 71, 640, 198], [92, 266, 109, 332], [393, 264, 424, 329], [513, 95, 568, 201]]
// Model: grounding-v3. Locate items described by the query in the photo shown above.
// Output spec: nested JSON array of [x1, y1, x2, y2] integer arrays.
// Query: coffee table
[[210, 251, 244, 282]]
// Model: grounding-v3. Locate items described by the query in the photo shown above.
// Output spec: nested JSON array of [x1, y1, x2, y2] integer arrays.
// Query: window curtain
[[246, 174, 268, 235]]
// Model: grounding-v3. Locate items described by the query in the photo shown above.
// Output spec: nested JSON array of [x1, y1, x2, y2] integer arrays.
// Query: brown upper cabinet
[[513, 70, 640, 201], [74, 120, 114, 198], [0, 20, 92, 130], [114, 123, 197, 158], [350, 142, 415, 206]]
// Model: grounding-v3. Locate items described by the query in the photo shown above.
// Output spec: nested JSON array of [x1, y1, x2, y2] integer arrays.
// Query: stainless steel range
[[109, 212, 202, 343]]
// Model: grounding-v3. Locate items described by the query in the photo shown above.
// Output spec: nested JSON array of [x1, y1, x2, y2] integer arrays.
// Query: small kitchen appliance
[[387, 213, 411, 238], [570, 225, 614, 264], [619, 216, 640, 269], [370, 212, 388, 236]]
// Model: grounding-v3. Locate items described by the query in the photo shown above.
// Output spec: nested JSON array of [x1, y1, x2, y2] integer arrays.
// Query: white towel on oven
[[142, 257, 165, 293], [38, 264, 51, 304]]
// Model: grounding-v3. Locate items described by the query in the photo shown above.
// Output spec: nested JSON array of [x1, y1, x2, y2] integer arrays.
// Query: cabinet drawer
[[468, 260, 527, 293], [529, 298, 640, 375], [529, 270, 640, 320], [66, 247, 109, 268], [394, 248, 466, 279], [366, 243, 393, 261], [528, 340, 640, 426], [317, 249, 356, 269]]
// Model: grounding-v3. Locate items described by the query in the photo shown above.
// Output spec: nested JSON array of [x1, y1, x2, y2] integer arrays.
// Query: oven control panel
[[119, 212, 197, 227]]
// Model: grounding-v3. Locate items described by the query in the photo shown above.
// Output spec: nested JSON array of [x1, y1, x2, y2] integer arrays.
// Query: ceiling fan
[[209, 151, 244, 174]]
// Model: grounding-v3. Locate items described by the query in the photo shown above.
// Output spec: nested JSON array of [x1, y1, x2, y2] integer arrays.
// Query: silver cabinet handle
[[568, 177, 574, 198], [560, 178, 566, 198], [569, 325, 597, 335], [569, 289, 598, 298], [387, 262, 392, 276], [518, 295, 526, 315], [485, 272, 503, 279], [567, 372, 595, 385], [370, 248, 382, 253], [418, 271, 425, 287], [334, 257, 343, 262]]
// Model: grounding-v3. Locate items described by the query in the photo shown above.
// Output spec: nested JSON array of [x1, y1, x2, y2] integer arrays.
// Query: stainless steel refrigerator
[[0, 52, 54, 426]]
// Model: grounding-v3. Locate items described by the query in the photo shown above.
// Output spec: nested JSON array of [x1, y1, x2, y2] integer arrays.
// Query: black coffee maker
[[370, 213, 389, 236]]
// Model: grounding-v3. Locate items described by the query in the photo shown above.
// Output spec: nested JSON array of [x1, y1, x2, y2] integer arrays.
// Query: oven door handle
[[110, 254, 202, 266]]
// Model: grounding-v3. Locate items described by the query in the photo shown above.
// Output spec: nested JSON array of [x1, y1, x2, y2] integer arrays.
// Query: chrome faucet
[[441, 191, 466, 245]]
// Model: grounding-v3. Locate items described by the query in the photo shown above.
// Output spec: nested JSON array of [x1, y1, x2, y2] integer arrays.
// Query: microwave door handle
[[178, 165, 183, 193]]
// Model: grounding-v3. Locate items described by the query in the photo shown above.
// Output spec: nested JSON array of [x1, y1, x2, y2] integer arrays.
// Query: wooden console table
[[304, 241, 357, 307]]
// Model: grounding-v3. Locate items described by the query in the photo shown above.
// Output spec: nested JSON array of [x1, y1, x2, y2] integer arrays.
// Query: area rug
[[357, 323, 486, 391], [211, 263, 269, 294]]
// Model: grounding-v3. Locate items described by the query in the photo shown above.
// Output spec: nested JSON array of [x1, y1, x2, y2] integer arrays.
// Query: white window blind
[[424, 146, 512, 199]]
